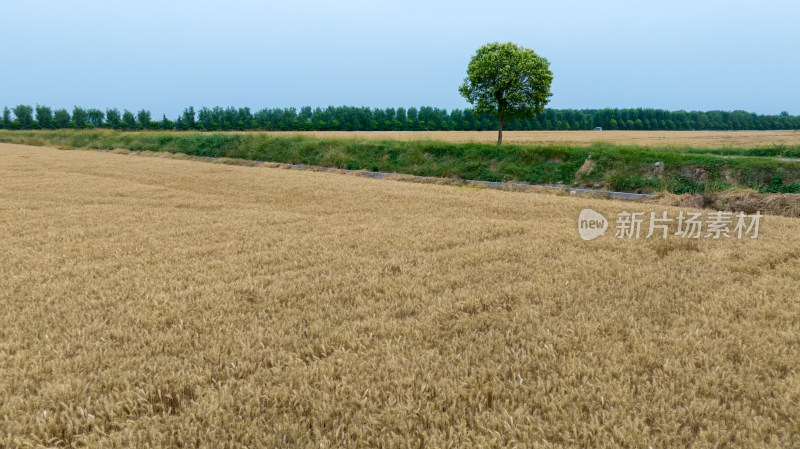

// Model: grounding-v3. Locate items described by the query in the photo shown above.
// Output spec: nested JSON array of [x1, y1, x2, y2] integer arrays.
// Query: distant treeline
[[3, 104, 799, 131]]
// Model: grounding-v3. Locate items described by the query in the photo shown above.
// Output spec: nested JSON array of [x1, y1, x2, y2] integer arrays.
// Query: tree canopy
[[459, 42, 553, 144]]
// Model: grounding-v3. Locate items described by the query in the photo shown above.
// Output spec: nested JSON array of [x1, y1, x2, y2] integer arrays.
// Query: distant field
[[1, 143, 799, 447], [263, 130, 800, 148]]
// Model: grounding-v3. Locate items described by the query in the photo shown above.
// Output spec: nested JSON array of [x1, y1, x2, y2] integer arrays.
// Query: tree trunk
[[497, 117, 503, 145]]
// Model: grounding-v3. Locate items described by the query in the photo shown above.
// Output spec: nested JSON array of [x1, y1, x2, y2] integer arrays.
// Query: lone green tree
[[459, 42, 553, 145]]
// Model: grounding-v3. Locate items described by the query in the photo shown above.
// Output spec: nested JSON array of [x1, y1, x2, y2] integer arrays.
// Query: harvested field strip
[[1, 143, 799, 447], [262, 130, 800, 149]]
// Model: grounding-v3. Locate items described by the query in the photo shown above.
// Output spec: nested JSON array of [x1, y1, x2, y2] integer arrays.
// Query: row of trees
[[3, 105, 799, 132]]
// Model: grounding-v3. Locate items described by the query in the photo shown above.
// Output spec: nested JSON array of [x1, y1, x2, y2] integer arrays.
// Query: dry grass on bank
[[262, 130, 800, 148], [644, 189, 800, 218], [1, 143, 799, 447]]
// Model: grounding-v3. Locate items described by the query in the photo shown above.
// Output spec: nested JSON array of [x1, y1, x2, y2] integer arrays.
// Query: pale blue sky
[[3, 0, 798, 117]]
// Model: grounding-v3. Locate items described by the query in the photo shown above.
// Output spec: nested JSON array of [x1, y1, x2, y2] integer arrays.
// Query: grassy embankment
[[2, 129, 800, 194]]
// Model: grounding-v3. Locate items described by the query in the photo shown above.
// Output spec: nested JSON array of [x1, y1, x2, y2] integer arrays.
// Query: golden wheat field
[[263, 130, 800, 148], [2, 142, 800, 448]]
